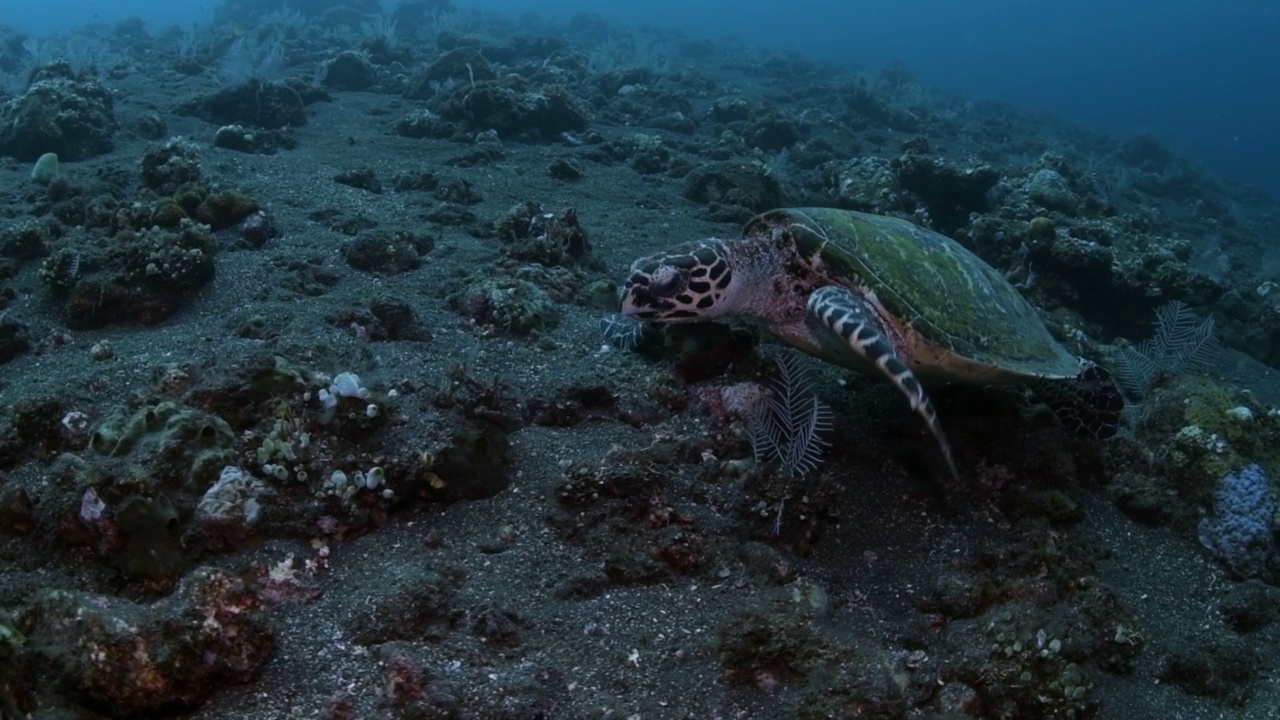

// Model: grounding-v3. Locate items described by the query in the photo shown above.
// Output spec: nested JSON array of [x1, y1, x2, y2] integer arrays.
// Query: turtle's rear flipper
[[806, 285, 959, 481], [1033, 361, 1124, 439]]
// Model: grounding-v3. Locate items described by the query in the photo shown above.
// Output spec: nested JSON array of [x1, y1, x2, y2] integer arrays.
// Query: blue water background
[[5, 0, 1277, 197]]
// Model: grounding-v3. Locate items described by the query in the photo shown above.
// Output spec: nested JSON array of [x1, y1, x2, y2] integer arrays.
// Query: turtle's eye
[[648, 265, 685, 296], [624, 263, 686, 311]]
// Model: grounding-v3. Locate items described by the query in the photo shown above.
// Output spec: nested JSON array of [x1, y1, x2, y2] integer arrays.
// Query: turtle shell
[[750, 207, 1080, 380]]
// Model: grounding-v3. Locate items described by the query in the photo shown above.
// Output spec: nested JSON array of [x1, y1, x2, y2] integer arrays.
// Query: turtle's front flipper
[[806, 285, 959, 481]]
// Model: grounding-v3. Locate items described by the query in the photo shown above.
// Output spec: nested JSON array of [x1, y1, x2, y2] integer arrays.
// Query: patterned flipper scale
[[1031, 361, 1124, 440], [806, 285, 960, 481]]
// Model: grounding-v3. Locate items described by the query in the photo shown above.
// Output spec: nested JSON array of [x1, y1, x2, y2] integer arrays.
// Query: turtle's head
[[621, 240, 736, 322]]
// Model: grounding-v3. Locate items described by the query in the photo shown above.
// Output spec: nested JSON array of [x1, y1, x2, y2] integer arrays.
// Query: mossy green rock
[[30, 152, 59, 184], [91, 401, 235, 490], [1136, 376, 1280, 488]]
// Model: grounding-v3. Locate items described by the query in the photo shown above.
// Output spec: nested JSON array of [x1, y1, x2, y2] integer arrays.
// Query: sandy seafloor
[[2, 24, 1280, 720]]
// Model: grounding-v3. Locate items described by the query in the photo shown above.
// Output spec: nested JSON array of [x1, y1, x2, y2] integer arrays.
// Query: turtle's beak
[[620, 273, 674, 319]]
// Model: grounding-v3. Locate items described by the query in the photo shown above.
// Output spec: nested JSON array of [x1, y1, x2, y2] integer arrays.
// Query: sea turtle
[[619, 207, 1123, 478]]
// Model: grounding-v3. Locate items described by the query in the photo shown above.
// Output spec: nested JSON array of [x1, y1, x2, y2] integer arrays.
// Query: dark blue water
[[505, 0, 1280, 198], [7, 0, 1277, 197]]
